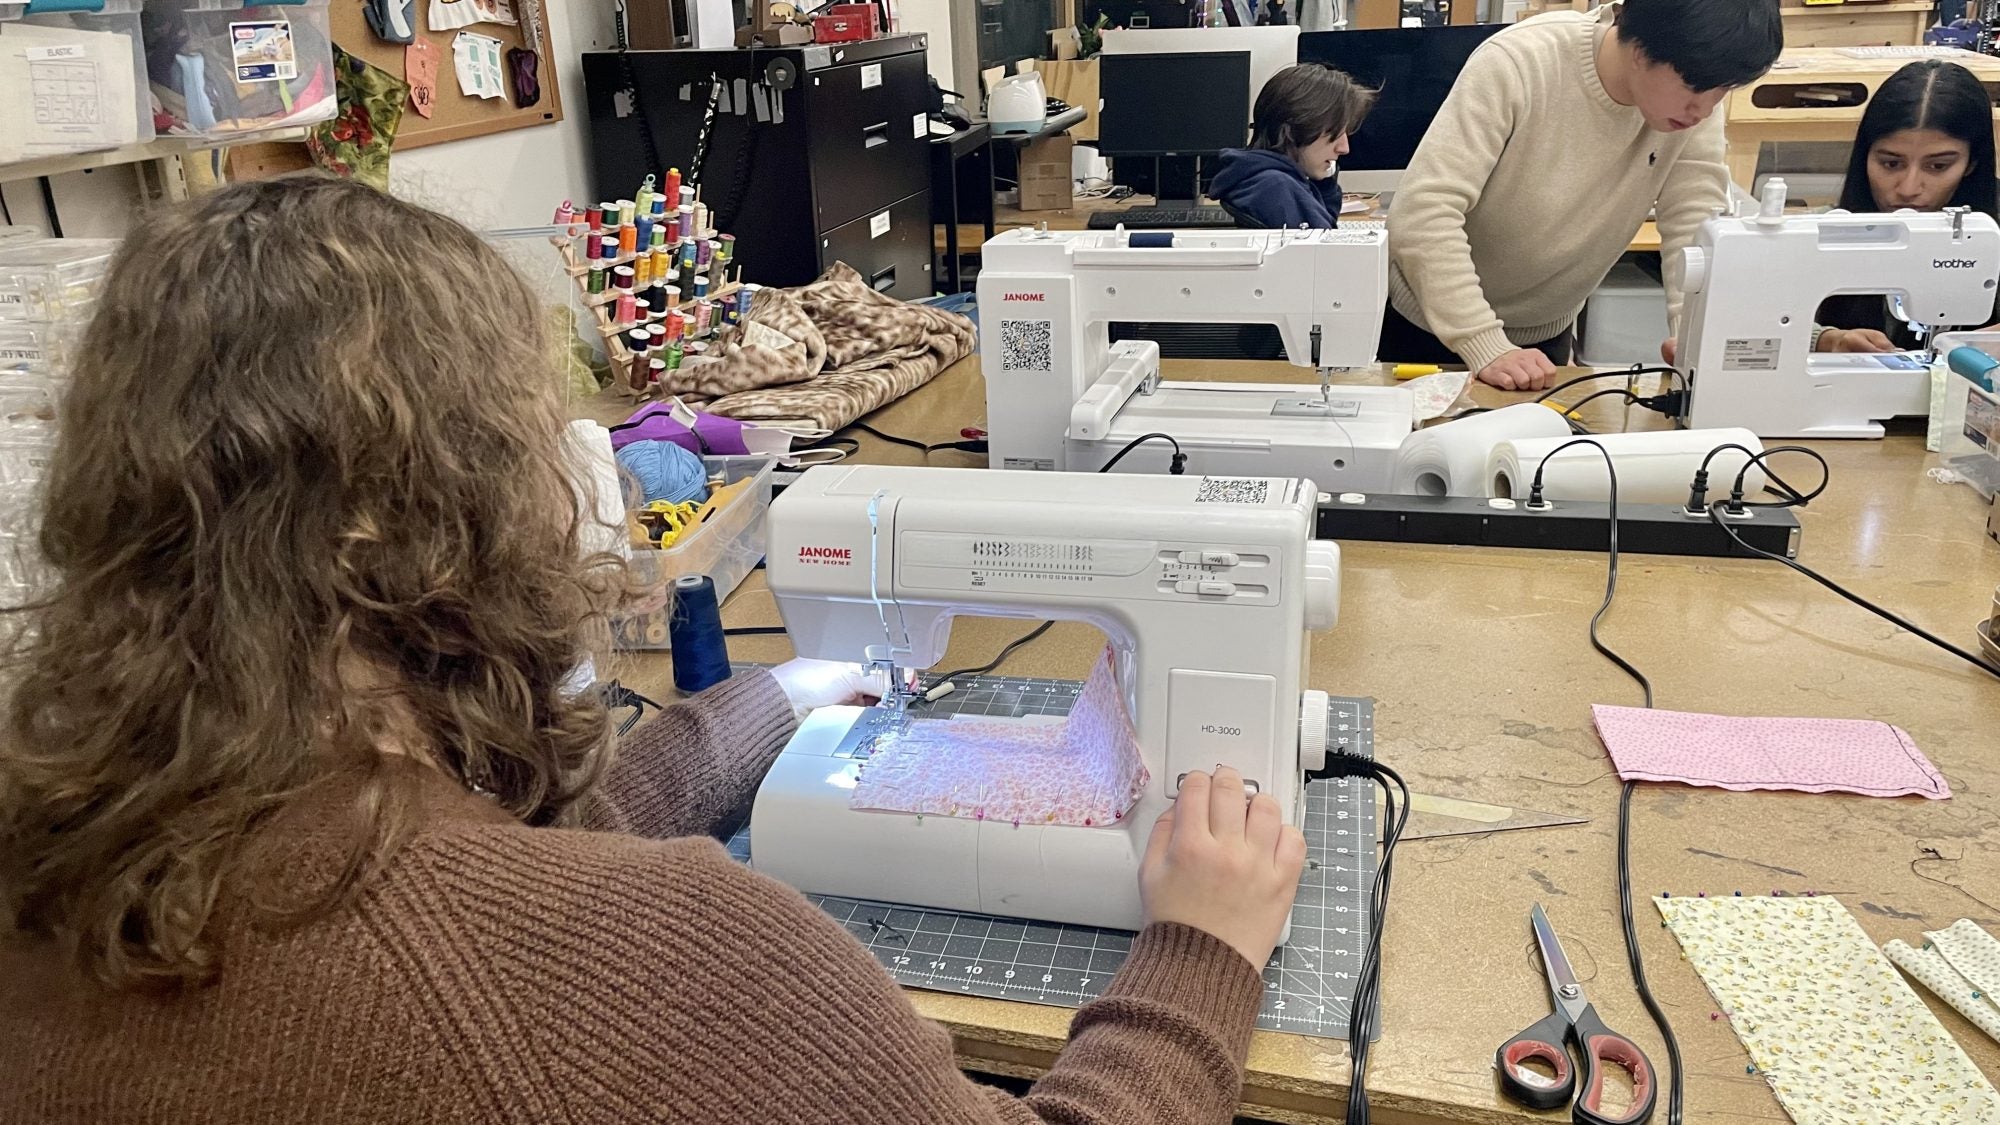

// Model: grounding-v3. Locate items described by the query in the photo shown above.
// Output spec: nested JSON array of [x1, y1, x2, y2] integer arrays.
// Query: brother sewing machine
[[1676, 179, 2000, 438], [749, 464, 1342, 932], [979, 226, 1416, 489]]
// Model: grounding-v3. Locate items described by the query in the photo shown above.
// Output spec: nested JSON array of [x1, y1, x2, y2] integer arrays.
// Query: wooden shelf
[[1784, 2, 1932, 14], [0, 130, 305, 185]]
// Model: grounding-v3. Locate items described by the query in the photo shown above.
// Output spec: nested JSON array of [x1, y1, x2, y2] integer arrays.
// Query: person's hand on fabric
[[1821, 328, 1897, 354], [1476, 348, 1559, 392], [769, 659, 888, 721], [1139, 767, 1307, 970]]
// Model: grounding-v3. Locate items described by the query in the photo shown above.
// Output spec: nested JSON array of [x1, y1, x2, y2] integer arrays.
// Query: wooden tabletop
[[941, 196, 1662, 255], [584, 358, 2000, 1124]]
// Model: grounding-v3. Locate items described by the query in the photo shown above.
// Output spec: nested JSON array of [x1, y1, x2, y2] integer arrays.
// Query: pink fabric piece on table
[[1591, 704, 1950, 799], [850, 648, 1150, 827]]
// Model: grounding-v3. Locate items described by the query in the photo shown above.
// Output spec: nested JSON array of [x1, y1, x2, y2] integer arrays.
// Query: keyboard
[[1838, 45, 1976, 59], [1086, 206, 1236, 230]]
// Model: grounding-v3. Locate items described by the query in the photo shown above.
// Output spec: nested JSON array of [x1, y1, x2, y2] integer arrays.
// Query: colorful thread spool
[[696, 238, 713, 269], [648, 323, 667, 353], [648, 357, 667, 384], [612, 265, 635, 291], [717, 233, 735, 269], [668, 574, 733, 693], [663, 284, 681, 310], [692, 274, 709, 300], [597, 233, 619, 261], [694, 300, 713, 337], [617, 224, 638, 255], [615, 293, 637, 325], [587, 265, 606, 295], [616, 199, 636, 227]]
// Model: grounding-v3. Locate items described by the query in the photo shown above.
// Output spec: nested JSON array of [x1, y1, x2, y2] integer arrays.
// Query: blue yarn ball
[[616, 438, 709, 506]]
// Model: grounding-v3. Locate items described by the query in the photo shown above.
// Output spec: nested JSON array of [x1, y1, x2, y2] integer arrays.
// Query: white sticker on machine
[[860, 63, 882, 89], [869, 211, 891, 239], [1002, 457, 1056, 471], [1195, 478, 1271, 504], [1723, 337, 1781, 371]]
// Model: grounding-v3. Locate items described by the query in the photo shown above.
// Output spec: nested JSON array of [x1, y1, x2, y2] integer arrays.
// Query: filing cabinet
[[584, 35, 936, 300]]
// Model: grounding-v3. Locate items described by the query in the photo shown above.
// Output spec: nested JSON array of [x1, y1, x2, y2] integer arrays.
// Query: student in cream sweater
[[1385, 0, 1783, 390]]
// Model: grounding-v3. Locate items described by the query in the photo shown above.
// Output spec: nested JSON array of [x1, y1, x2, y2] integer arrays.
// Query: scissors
[[1495, 904, 1657, 1125]]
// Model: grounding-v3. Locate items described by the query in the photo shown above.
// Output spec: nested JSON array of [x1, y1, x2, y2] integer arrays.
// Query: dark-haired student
[[1211, 64, 1374, 229], [1385, 0, 1785, 389], [1816, 59, 2000, 353]]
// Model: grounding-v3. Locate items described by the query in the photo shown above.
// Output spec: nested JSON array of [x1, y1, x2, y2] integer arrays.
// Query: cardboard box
[[1018, 134, 1075, 211]]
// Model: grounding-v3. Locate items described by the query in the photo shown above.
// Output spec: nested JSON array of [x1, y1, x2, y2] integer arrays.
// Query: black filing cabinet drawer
[[820, 190, 934, 301], [806, 52, 932, 230]]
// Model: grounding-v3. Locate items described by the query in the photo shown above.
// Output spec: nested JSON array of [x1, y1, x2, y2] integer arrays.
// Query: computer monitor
[[1298, 25, 1505, 191], [1098, 50, 1252, 203]]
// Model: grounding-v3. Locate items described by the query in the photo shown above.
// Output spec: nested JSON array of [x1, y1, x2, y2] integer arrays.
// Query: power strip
[[1315, 492, 1801, 558]]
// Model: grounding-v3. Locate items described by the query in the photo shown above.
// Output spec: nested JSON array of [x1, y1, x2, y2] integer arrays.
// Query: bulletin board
[[329, 0, 563, 149]]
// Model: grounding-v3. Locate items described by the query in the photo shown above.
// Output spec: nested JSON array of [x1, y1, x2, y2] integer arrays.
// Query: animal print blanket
[[657, 262, 975, 430]]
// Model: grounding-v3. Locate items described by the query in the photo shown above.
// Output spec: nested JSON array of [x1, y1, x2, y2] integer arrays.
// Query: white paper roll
[[1390, 403, 1573, 497], [1485, 428, 1766, 505]]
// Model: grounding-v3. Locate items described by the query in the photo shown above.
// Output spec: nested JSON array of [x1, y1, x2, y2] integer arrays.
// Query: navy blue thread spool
[[668, 574, 732, 693]]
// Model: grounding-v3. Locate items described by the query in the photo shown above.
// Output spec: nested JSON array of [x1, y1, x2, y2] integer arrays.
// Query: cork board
[[330, 0, 563, 149]]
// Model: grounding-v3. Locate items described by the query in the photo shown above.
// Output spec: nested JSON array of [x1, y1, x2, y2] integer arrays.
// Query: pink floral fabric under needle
[[850, 647, 1150, 827]]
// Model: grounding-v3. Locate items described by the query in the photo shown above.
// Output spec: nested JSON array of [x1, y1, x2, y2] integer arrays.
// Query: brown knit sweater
[[0, 670, 1266, 1124]]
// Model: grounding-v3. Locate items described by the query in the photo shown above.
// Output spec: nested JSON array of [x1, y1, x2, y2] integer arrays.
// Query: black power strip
[[1315, 492, 1801, 559]]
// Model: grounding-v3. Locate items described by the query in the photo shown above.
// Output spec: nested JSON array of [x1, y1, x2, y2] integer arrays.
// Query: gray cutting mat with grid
[[727, 673, 1378, 1040]]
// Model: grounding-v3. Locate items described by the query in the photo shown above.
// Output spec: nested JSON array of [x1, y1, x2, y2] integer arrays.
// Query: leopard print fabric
[[658, 262, 975, 430]]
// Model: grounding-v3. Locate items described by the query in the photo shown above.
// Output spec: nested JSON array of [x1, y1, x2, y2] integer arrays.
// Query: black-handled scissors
[[1494, 904, 1657, 1125]]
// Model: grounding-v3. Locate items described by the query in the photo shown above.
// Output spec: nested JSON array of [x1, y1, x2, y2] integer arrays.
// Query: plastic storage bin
[[140, 0, 336, 139], [0, 237, 114, 323], [611, 455, 777, 650], [1576, 261, 1668, 369], [0, 0, 155, 163]]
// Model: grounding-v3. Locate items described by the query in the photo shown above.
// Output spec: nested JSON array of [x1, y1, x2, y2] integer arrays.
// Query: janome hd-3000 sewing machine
[[1676, 179, 2000, 438], [978, 227, 1416, 489], [747, 465, 1342, 932]]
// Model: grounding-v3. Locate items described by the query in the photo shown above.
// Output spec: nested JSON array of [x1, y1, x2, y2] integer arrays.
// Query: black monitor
[[1098, 50, 1253, 204], [1298, 25, 1505, 173], [1098, 50, 1252, 156]]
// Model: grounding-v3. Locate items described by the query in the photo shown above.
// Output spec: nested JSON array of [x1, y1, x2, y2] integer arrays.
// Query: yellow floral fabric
[[1886, 920, 2000, 1047], [1657, 895, 2000, 1123]]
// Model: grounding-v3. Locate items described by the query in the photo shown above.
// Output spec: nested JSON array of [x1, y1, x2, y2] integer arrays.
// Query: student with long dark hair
[[1816, 60, 2000, 352]]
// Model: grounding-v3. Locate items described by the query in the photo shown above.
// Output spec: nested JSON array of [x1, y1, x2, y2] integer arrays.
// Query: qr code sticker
[[1001, 319, 1053, 372], [1196, 478, 1270, 504]]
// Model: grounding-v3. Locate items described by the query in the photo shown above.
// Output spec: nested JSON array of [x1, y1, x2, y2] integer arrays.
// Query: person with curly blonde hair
[[0, 176, 1304, 1125]]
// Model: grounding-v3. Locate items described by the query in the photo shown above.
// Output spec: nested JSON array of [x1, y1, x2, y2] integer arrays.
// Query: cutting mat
[[727, 673, 1379, 1040]]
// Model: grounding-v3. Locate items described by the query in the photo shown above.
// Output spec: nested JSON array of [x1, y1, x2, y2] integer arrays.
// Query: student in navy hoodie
[[1211, 64, 1375, 229]]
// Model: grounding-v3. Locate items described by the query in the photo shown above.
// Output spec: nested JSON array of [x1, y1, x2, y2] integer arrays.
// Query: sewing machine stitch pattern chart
[[31, 56, 103, 128], [729, 677, 1380, 1039]]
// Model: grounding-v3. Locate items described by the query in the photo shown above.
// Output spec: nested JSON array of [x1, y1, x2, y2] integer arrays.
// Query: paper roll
[[1390, 403, 1572, 497], [1486, 428, 1766, 505]]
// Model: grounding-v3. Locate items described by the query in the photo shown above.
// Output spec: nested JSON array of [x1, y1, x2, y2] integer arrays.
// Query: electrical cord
[[1301, 749, 1409, 1125], [1534, 364, 1687, 404], [1703, 448, 2000, 680], [1528, 438, 1685, 1125], [1098, 431, 1187, 474], [833, 421, 988, 458], [601, 680, 665, 736], [921, 430, 1187, 688], [37, 178, 62, 238]]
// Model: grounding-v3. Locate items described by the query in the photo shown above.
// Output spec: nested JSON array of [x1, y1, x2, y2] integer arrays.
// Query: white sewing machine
[[979, 227, 1415, 489], [749, 464, 1341, 933], [1676, 179, 2000, 438]]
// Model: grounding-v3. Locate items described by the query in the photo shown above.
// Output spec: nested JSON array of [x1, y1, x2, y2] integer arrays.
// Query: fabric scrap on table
[[1658, 895, 2000, 1123], [1887, 919, 2000, 1046], [850, 647, 1147, 828], [660, 262, 976, 432], [1591, 704, 1949, 799]]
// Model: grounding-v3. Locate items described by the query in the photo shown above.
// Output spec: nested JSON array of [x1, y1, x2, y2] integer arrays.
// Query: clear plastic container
[[0, 0, 156, 163], [140, 0, 336, 139], [0, 238, 116, 323], [612, 455, 776, 651]]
